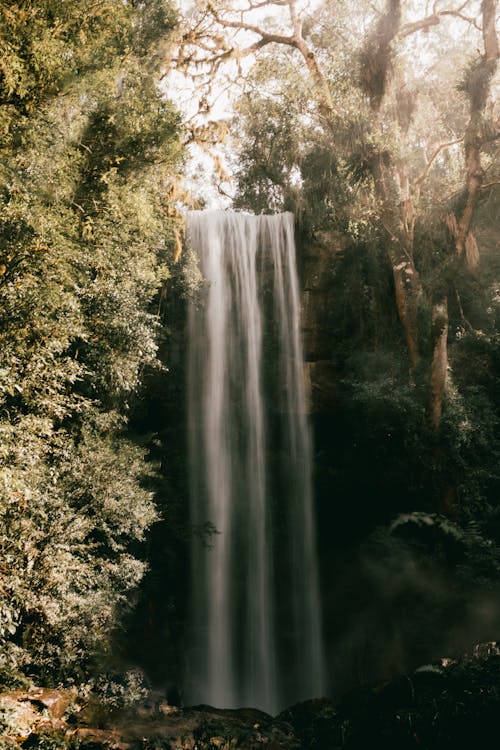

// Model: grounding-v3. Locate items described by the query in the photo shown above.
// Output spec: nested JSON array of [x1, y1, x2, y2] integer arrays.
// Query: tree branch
[[439, 9, 481, 29], [242, 0, 288, 9], [210, 10, 297, 47], [400, 5, 482, 37], [288, 0, 303, 38], [413, 138, 463, 188], [400, 14, 440, 36]]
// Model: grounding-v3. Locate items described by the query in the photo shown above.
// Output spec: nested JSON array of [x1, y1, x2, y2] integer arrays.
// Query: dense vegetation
[[0, 0, 184, 690]]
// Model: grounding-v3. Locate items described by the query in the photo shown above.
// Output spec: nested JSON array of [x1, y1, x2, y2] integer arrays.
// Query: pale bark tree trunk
[[430, 298, 453, 515], [449, 0, 499, 265], [433, 0, 498, 513], [373, 159, 422, 376], [361, 0, 423, 378]]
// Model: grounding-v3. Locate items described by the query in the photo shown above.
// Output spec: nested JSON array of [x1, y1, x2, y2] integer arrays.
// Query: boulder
[[107, 704, 300, 749]]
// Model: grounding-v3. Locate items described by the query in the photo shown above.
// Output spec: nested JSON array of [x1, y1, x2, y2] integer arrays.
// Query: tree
[[177, 0, 499, 512], [0, 0, 184, 686]]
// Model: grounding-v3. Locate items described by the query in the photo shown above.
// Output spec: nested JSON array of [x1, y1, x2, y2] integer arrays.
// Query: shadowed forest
[[0, 0, 499, 747]]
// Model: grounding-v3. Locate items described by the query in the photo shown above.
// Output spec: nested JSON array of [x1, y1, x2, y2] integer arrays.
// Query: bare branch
[[413, 138, 463, 188], [173, 0, 340, 129], [210, 10, 297, 47], [400, 4, 482, 37], [432, 0, 475, 13], [439, 9, 481, 30], [242, 0, 288, 9], [288, 0, 303, 37], [400, 14, 440, 36]]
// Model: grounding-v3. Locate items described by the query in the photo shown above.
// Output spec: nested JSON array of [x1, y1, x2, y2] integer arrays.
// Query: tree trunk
[[430, 300, 449, 434], [433, 0, 498, 513], [361, 0, 425, 378]]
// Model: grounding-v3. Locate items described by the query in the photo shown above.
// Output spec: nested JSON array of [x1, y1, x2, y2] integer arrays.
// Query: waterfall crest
[[186, 210, 323, 713]]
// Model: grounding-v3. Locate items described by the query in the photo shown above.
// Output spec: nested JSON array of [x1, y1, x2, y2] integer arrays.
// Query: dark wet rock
[[277, 698, 338, 750], [0, 693, 299, 749], [278, 647, 500, 749], [108, 704, 299, 749], [304, 361, 337, 414], [74, 727, 130, 749], [4, 647, 500, 748], [298, 238, 338, 411]]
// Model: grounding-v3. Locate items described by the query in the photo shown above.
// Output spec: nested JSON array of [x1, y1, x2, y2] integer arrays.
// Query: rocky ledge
[[0, 692, 299, 749], [3, 645, 500, 749]]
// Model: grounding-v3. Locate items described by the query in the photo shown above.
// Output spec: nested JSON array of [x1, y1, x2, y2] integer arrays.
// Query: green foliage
[[0, 414, 159, 684], [0, 702, 22, 746], [233, 89, 303, 215], [457, 55, 497, 111], [0, 0, 184, 688], [329, 240, 402, 350], [0, 1, 176, 132], [19, 733, 80, 750], [92, 668, 150, 709], [233, 79, 350, 233], [304, 653, 500, 749], [233, 0, 500, 526], [388, 512, 500, 589]]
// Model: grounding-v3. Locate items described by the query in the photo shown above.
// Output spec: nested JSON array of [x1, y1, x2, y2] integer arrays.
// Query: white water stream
[[186, 210, 323, 713]]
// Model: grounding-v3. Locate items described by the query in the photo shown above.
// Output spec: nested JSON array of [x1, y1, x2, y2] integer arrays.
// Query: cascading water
[[186, 210, 324, 713]]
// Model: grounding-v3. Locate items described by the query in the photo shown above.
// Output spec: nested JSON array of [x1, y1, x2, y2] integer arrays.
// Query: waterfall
[[186, 210, 324, 713]]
